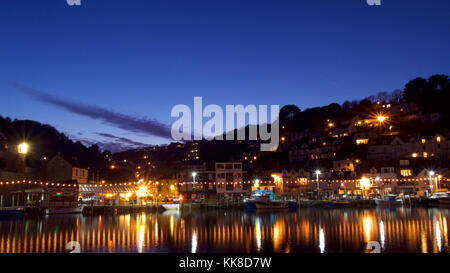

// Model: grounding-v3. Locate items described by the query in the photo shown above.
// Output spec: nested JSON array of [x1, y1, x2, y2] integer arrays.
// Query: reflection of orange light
[[363, 214, 373, 242]]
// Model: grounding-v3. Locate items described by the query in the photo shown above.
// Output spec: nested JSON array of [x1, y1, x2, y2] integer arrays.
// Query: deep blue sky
[[1, 0, 449, 151]]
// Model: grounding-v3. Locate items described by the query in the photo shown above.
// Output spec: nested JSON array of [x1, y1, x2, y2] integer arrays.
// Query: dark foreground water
[[0, 208, 449, 253]]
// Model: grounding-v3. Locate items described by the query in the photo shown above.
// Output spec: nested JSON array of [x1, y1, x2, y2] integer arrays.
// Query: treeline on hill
[[0, 117, 109, 178], [0, 74, 449, 181], [279, 74, 450, 134]]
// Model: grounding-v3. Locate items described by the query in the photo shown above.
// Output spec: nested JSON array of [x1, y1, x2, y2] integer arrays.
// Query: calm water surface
[[0, 208, 449, 253]]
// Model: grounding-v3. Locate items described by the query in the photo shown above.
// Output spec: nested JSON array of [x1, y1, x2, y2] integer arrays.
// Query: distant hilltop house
[[46, 154, 88, 183]]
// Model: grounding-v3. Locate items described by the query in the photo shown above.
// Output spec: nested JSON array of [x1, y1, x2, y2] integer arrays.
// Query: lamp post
[[428, 171, 435, 196], [18, 142, 29, 207], [192, 172, 197, 191], [18, 142, 29, 173], [315, 170, 321, 200]]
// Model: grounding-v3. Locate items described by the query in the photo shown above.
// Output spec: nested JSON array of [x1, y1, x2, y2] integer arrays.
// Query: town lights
[[315, 170, 321, 200], [18, 142, 29, 154], [136, 185, 149, 198], [428, 171, 436, 193], [192, 172, 197, 189], [254, 179, 260, 188], [360, 177, 371, 190], [377, 115, 387, 123]]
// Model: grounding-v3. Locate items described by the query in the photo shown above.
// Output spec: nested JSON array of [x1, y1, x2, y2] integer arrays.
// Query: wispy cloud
[[94, 132, 149, 147], [5, 82, 172, 139]]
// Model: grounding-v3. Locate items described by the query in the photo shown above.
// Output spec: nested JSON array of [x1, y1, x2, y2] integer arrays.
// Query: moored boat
[[161, 203, 180, 210], [0, 207, 24, 216], [244, 195, 298, 210], [44, 205, 85, 215], [374, 194, 403, 206], [427, 191, 450, 206]]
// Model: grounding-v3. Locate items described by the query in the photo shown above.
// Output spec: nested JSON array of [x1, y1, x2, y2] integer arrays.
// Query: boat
[[426, 191, 450, 206], [161, 203, 180, 210], [374, 194, 403, 206], [244, 195, 298, 210], [44, 205, 85, 215], [0, 207, 24, 216]]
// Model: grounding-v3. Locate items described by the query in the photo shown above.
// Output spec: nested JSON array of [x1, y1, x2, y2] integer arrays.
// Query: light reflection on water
[[0, 208, 449, 253]]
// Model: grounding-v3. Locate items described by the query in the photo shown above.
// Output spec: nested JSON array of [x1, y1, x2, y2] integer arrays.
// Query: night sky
[[1, 0, 449, 151]]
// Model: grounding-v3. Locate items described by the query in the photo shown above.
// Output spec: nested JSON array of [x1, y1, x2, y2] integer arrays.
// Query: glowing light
[[18, 142, 29, 154], [315, 170, 321, 175], [360, 177, 371, 190], [377, 115, 387, 122], [319, 228, 325, 253], [254, 179, 260, 188], [136, 185, 149, 198], [379, 220, 385, 249], [191, 229, 198, 253], [436, 221, 441, 252]]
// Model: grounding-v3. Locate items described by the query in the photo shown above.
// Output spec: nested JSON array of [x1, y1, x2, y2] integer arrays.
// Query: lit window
[[423, 152, 428, 158], [411, 153, 418, 158], [436, 136, 441, 143], [401, 169, 412, 177], [421, 138, 426, 144], [356, 139, 369, 145]]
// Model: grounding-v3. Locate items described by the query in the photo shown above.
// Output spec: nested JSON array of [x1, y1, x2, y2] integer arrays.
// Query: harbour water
[[0, 208, 449, 253]]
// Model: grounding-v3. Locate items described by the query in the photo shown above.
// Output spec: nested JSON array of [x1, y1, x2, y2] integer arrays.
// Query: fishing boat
[[244, 195, 298, 210], [427, 191, 450, 206], [161, 203, 180, 210], [44, 205, 85, 215], [0, 207, 24, 216], [374, 194, 403, 206]]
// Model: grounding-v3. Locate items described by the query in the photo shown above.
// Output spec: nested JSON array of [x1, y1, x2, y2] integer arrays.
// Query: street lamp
[[428, 170, 435, 195], [254, 179, 260, 188], [192, 172, 197, 190], [315, 170, 321, 200], [377, 115, 387, 123], [18, 142, 29, 154]]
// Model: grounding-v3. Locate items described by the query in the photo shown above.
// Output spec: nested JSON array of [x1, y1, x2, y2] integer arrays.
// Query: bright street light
[[428, 170, 436, 195], [315, 170, 321, 200], [254, 179, 260, 188], [192, 172, 197, 190], [377, 115, 387, 123], [18, 142, 29, 155]]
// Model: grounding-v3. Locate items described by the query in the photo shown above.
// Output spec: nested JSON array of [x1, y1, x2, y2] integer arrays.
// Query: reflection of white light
[[319, 228, 325, 253], [379, 221, 385, 249], [255, 218, 262, 251], [436, 221, 441, 252], [138, 225, 145, 253], [192, 229, 198, 253]]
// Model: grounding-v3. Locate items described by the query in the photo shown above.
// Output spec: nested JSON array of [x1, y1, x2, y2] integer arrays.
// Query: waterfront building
[[46, 154, 89, 183]]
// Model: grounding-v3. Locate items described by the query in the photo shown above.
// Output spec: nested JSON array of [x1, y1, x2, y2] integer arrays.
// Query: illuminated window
[[436, 136, 441, 143], [423, 152, 428, 158], [411, 153, 418, 158], [401, 169, 412, 177], [356, 139, 369, 145], [421, 138, 426, 144]]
